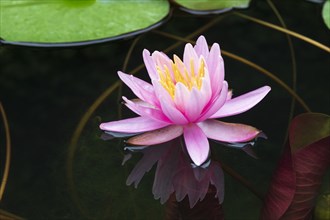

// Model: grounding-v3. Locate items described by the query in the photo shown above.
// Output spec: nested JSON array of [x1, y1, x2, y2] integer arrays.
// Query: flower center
[[156, 55, 205, 98]]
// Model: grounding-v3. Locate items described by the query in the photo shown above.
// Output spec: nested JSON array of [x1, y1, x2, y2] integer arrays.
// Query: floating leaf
[[323, 0, 330, 29], [260, 144, 296, 220], [173, 0, 250, 14], [0, 0, 169, 46], [289, 113, 330, 152], [261, 138, 330, 219], [261, 113, 330, 220]]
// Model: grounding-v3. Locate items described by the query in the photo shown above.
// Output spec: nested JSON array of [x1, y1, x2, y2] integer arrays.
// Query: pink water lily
[[100, 35, 271, 166]]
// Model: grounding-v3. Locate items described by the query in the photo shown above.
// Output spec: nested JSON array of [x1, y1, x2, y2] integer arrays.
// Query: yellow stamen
[[157, 56, 205, 99], [190, 59, 195, 77]]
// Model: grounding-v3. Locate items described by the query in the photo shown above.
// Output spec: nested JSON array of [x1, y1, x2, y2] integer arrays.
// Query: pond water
[[0, 0, 329, 219]]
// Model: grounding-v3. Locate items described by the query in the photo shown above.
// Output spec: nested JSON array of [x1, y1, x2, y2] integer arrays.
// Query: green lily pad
[[289, 113, 330, 152], [173, 0, 250, 14], [0, 0, 169, 46], [323, 0, 330, 29]]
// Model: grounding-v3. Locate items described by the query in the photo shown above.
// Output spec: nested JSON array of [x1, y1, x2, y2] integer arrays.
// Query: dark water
[[0, 0, 329, 219]]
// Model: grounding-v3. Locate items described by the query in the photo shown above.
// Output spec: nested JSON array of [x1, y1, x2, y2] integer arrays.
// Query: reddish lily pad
[[261, 137, 330, 219], [261, 113, 330, 220], [260, 145, 296, 220]]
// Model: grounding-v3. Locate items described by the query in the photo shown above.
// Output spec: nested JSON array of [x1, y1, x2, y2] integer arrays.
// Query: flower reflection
[[123, 138, 224, 208], [100, 35, 270, 166]]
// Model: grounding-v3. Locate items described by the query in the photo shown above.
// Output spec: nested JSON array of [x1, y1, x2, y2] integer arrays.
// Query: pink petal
[[122, 97, 171, 123], [210, 86, 271, 119], [152, 79, 174, 101], [194, 35, 209, 58], [153, 80, 189, 124], [206, 43, 221, 71], [100, 116, 168, 133], [198, 119, 261, 143], [183, 123, 210, 166], [186, 88, 207, 122], [183, 43, 199, 74], [173, 82, 188, 113], [160, 97, 189, 124], [152, 51, 174, 79], [153, 51, 172, 66], [198, 81, 228, 122], [143, 49, 158, 80], [152, 79, 173, 104], [206, 44, 224, 95], [118, 71, 158, 106], [199, 69, 212, 104], [209, 60, 224, 96], [174, 83, 205, 122], [127, 125, 183, 145]]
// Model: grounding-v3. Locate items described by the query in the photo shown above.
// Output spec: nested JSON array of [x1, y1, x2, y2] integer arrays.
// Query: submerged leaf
[[261, 113, 330, 220], [0, 0, 169, 46]]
